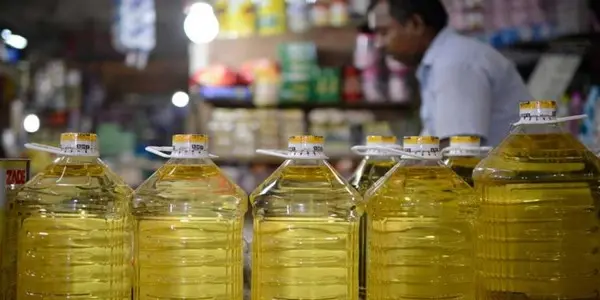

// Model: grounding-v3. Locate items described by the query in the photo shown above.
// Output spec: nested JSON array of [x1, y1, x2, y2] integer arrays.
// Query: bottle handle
[[24, 143, 67, 155], [513, 114, 587, 126], [256, 149, 329, 160], [440, 146, 493, 155], [371, 145, 442, 160], [145, 146, 219, 159], [350, 145, 403, 156]]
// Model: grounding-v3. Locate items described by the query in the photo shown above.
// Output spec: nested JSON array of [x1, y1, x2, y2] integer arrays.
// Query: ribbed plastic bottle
[[443, 136, 487, 187], [250, 135, 362, 300], [365, 136, 475, 300], [349, 135, 399, 299], [6, 133, 132, 299], [473, 100, 600, 299], [134, 134, 247, 300]]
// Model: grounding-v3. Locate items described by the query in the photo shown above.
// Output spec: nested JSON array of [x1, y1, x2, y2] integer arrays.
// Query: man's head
[[369, 0, 448, 66]]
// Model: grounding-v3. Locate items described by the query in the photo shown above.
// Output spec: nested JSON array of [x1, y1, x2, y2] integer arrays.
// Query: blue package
[[579, 86, 600, 147]]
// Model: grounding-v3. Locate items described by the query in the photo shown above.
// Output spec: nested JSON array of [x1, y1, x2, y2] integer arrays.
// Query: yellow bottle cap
[[59, 133, 98, 156], [366, 136, 397, 145], [450, 136, 481, 148]]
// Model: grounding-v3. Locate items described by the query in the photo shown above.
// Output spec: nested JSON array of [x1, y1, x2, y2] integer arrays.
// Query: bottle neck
[[55, 155, 101, 165], [512, 122, 566, 135], [166, 157, 214, 165]]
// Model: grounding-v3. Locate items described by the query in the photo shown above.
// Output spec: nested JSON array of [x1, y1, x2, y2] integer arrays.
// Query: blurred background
[[0, 0, 599, 190]]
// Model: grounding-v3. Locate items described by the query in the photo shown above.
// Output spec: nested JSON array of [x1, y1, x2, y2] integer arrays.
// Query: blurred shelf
[[201, 99, 415, 110]]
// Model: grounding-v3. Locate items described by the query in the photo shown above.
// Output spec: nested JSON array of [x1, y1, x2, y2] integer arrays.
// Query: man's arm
[[431, 63, 492, 143]]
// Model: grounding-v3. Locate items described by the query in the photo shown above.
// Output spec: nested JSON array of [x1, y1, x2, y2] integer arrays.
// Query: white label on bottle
[[403, 143, 440, 159], [288, 142, 325, 158], [60, 140, 99, 156]]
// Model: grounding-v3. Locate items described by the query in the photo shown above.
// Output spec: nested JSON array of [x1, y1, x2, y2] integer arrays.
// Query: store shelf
[[202, 99, 415, 110]]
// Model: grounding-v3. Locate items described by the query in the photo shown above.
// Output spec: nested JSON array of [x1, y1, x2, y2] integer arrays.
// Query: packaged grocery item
[[6, 133, 132, 299], [349, 136, 399, 299], [364, 136, 475, 299], [342, 66, 362, 104], [473, 100, 599, 300], [214, 0, 232, 38], [229, 0, 256, 37], [330, 0, 349, 27], [442, 135, 491, 186], [0, 159, 29, 298], [251, 135, 362, 300], [312, 67, 341, 104], [287, 0, 310, 33], [138, 134, 247, 299], [311, 0, 330, 27], [257, 0, 286, 36]]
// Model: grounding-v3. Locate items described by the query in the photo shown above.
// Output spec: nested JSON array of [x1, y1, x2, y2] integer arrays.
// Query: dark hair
[[371, 0, 449, 32]]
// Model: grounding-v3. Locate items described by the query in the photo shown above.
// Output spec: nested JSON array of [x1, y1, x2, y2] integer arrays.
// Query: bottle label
[[171, 134, 209, 158], [60, 133, 99, 156], [519, 101, 557, 123]]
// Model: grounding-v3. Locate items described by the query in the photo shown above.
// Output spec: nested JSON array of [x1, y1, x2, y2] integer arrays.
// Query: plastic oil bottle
[[349, 135, 399, 299], [250, 135, 362, 300], [365, 136, 475, 300], [443, 136, 490, 187], [5, 133, 132, 299], [135, 134, 247, 300], [473, 100, 600, 300]]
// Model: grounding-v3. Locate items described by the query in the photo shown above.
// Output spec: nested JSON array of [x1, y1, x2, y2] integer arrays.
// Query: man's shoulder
[[439, 31, 510, 67]]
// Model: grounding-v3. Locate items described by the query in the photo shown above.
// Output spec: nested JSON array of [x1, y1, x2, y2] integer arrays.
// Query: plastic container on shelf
[[365, 136, 476, 300], [473, 100, 600, 299], [349, 135, 400, 299], [5, 133, 133, 299], [250, 135, 362, 300], [136, 134, 247, 299]]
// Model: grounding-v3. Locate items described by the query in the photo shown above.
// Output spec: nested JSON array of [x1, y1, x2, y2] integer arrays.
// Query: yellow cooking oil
[[443, 136, 487, 187], [250, 135, 362, 300], [349, 135, 399, 299], [365, 136, 476, 300], [473, 100, 600, 300], [134, 134, 247, 300], [7, 133, 132, 300]]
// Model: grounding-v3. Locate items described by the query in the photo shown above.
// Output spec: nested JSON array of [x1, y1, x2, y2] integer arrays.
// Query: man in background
[[369, 0, 532, 147]]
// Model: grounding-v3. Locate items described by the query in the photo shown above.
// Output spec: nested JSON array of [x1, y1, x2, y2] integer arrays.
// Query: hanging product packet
[[349, 135, 400, 299], [6, 133, 133, 299], [139, 134, 248, 300], [251, 135, 362, 300], [364, 136, 476, 300], [473, 100, 599, 300], [441, 136, 492, 186]]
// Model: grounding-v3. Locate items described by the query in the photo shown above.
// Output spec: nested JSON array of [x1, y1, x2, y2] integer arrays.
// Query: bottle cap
[[519, 100, 557, 122], [171, 134, 209, 158], [60, 133, 99, 156], [403, 136, 440, 159], [447, 136, 484, 157], [366, 135, 397, 146], [450, 136, 481, 148], [288, 135, 325, 157]]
